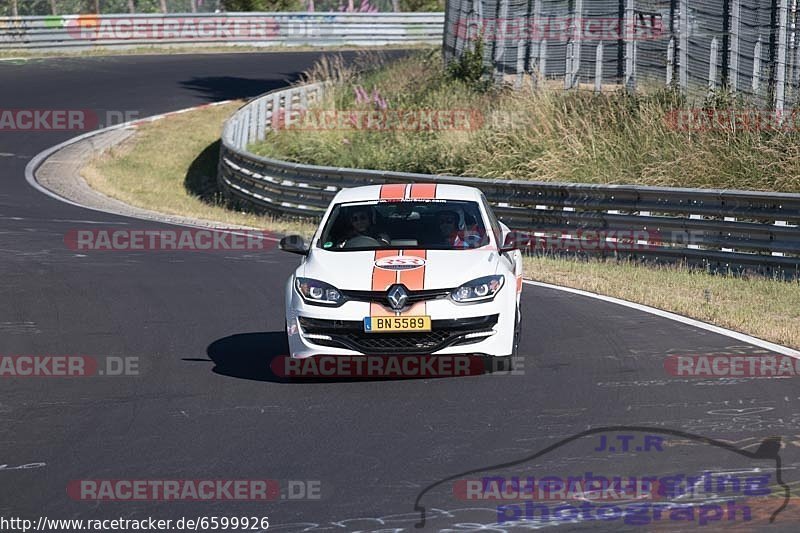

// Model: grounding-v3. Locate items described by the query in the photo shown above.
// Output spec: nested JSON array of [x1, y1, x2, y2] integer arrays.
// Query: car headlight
[[295, 277, 345, 306], [450, 275, 504, 303]]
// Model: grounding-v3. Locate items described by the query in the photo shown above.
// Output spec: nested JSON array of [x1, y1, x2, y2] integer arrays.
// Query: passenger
[[436, 210, 462, 246]]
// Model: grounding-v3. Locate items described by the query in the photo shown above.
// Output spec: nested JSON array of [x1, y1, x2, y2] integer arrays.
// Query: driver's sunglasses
[[351, 213, 369, 222]]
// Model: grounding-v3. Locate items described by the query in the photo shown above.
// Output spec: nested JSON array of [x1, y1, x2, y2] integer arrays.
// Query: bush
[[445, 36, 491, 92]]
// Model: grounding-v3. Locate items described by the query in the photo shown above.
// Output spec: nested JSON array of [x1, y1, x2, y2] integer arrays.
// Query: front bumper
[[286, 282, 517, 359], [297, 315, 498, 354]]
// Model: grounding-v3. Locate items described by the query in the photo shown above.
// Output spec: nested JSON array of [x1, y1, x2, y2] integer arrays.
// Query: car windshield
[[317, 200, 491, 251]]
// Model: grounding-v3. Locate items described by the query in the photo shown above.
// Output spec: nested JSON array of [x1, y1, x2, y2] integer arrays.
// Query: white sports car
[[279, 183, 522, 368]]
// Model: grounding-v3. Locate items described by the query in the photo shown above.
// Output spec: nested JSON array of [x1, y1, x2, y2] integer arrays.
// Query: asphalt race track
[[2, 52, 800, 531]]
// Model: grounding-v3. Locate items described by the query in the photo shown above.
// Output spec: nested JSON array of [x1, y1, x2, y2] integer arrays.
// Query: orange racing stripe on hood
[[371, 249, 398, 316], [409, 183, 437, 199], [379, 184, 406, 200], [398, 250, 427, 316]]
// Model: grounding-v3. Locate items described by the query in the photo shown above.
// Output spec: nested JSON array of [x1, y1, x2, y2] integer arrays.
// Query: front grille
[[339, 288, 452, 305], [298, 315, 498, 354]]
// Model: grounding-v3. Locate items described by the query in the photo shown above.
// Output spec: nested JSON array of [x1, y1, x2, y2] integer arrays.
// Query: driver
[[338, 208, 390, 247], [436, 210, 460, 245], [436, 209, 483, 248]]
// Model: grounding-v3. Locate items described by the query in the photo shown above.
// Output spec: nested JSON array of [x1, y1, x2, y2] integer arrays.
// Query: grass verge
[[82, 101, 316, 238], [250, 49, 800, 192], [0, 43, 434, 61], [82, 91, 800, 351], [524, 256, 800, 350]]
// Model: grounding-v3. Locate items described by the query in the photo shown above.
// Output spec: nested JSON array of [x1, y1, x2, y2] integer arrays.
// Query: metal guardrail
[[0, 13, 443, 50], [219, 83, 800, 277]]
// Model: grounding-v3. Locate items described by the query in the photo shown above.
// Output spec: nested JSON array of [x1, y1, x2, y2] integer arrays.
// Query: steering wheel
[[342, 235, 381, 248]]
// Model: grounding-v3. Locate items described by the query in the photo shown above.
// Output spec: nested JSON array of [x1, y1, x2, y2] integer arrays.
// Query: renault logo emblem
[[387, 284, 408, 310]]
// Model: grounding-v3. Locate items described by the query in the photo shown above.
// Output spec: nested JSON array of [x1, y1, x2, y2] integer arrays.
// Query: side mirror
[[499, 231, 519, 253], [279, 235, 309, 256]]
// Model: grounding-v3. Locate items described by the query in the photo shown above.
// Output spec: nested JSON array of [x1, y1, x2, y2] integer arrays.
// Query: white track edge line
[[26, 102, 796, 353], [523, 279, 800, 357], [24, 100, 278, 243]]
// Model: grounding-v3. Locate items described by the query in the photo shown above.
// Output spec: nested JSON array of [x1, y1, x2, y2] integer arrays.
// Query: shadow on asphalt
[[179, 75, 302, 101], [202, 331, 492, 384], [205, 331, 287, 382], [184, 139, 223, 204], [183, 139, 270, 215]]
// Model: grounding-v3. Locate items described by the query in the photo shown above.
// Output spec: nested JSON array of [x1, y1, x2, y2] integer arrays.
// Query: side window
[[480, 194, 503, 247]]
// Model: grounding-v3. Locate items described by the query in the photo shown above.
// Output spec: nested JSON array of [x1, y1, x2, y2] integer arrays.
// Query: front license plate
[[364, 316, 432, 333]]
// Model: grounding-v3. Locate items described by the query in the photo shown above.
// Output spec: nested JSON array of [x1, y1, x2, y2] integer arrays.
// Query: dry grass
[[82, 101, 316, 239], [252, 50, 800, 193], [523, 256, 800, 350]]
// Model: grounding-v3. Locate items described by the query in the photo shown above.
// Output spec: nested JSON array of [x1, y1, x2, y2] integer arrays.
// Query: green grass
[[251, 49, 800, 193]]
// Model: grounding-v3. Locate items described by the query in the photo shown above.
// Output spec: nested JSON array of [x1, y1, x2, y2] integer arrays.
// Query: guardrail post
[[624, 0, 635, 91], [233, 119, 241, 151], [722, 216, 735, 252], [688, 214, 701, 249], [729, 0, 740, 92], [271, 92, 281, 131], [794, 32, 800, 92], [775, 0, 788, 121], [565, 0, 582, 89], [774, 220, 787, 257], [539, 40, 547, 82], [753, 38, 762, 94], [493, 0, 510, 84], [667, 37, 674, 86], [300, 86, 308, 111], [565, 42, 574, 89], [256, 97, 267, 142], [595, 42, 603, 93], [516, 39, 526, 89], [679, 0, 689, 92], [708, 37, 718, 94], [249, 98, 259, 142], [529, 0, 543, 89], [239, 112, 250, 151], [285, 89, 294, 128]]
